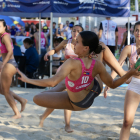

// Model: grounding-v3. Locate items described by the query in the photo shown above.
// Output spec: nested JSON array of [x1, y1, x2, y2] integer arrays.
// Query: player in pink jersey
[[17, 31, 140, 132], [0, 19, 27, 119], [104, 21, 140, 139], [41, 25, 83, 132]]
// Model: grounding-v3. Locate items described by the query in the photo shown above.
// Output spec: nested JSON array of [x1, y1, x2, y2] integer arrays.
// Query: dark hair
[[53, 22, 56, 25], [23, 38, 33, 45], [73, 24, 84, 31], [53, 37, 64, 43], [70, 22, 74, 26], [35, 23, 39, 29], [125, 22, 132, 29], [79, 31, 103, 54], [12, 38, 16, 45], [0, 19, 7, 31], [134, 21, 140, 30]]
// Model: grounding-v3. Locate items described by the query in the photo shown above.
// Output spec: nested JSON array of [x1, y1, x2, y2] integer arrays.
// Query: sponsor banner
[[53, 0, 130, 17], [0, 0, 130, 17], [11, 35, 29, 46], [0, 0, 51, 13]]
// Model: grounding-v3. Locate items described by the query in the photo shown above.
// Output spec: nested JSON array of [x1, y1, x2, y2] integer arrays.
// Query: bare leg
[[33, 91, 74, 110], [119, 90, 140, 140], [1, 64, 24, 119], [39, 80, 69, 127], [39, 108, 54, 127], [9, 90, 27, 112], [0, 72, 27, 112], [64, 110, 73, 133]]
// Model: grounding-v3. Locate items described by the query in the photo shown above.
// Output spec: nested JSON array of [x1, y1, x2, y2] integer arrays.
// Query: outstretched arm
[[96, 60, 140, 89], [17, 59, 74, 87]]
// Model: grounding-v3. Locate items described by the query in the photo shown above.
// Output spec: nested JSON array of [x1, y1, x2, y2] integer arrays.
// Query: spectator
[[34, 23, 48, 55], [98, 17, 118, 56], [10, 24, 19, 36], [119, 22, 135, 54], [56, 22, 64, 37], [23, 38, 39, 77], [25, 22, 30, 37], [43, 26, 49, 35], [52, 22, 56, 36], [49, 36, 64, 74], [12, 38, 22, 56], [30, 24, 37, 40], [16, 26, 26, 36]]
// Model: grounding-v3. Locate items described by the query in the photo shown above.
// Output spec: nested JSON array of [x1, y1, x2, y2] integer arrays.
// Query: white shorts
[[127, 77, 140, 95]]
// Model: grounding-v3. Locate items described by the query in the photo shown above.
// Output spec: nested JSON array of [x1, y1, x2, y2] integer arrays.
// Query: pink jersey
[[34, 32, 47, 49], [0, 32, 13, 53], [65, 58, 95, 92], [65, 39, 78, 59], [129, 43, 138, 68]]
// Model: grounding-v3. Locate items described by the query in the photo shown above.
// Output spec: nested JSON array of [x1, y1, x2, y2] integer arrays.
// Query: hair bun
[[94, 44, 103, 54]]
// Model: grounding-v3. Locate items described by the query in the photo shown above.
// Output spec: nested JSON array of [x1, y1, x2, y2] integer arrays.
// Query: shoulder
[[2, 33, 11, 41]]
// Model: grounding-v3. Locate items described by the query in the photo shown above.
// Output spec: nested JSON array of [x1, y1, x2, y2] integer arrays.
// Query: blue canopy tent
[[0, 0, 130, 79], [9, 16, 25, 27], [0, 15, 13, 26]]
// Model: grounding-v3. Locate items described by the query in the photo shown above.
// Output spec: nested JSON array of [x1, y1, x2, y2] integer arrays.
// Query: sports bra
[[65, 39, 78, 59], [0, 32, 13, 53], [65, 58, 95, 92], [129, 43, 138, 68]]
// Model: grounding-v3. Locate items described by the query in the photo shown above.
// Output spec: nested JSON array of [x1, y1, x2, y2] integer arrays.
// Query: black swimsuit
[[70, 79, 101, 108]]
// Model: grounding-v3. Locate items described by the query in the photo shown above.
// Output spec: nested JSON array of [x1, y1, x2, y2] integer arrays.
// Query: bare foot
[[20, 99, 28, 112], [39, 115, 44, 127], [65, 125, 73, 133], [12, 114, 21, 119]]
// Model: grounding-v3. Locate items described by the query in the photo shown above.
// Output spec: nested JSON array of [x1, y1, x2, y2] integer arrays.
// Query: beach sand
[[0, 64, 139, 140]]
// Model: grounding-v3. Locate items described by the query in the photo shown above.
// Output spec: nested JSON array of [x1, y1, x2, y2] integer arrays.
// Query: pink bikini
[[65, 58, 95, 92], [0, 32, 13, 53], [65, 58, 101, 108]]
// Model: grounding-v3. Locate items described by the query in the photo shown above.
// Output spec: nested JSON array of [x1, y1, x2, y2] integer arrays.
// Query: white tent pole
[[50, 12, 53, 78], [127, 17, 130, 45], [135, 0, 139, 13], [39, 13, 41, 55], [94, 17, 97, 27]]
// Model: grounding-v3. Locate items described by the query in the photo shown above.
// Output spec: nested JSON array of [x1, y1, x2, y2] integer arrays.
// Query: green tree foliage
[[131, 0, 140, 11]]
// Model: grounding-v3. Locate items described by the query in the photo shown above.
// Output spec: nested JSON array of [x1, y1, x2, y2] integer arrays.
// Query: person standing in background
[[34, 23, 48, 55], [98, 17, 118, 56]]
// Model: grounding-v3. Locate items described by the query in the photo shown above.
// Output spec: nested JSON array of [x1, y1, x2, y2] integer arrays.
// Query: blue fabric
[[10, 27, 19, 35], [0, 15, 13, 26], [13, 45, 22, 56], [24, 46, 39, 73], [9, 16, 25, 27], [0, 0, 130, 17]]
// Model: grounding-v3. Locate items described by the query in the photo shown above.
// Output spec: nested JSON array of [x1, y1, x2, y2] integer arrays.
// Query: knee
[[33, 95, 39, 105], [123, 118, 133, 128]]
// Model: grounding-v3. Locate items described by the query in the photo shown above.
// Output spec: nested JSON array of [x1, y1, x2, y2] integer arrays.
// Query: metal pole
[[127, 17, 130, 45], [39, 13, 41, 55], [50, 12, 53, 78]]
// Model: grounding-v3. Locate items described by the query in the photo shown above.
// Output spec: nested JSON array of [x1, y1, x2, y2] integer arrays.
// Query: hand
[[103, 86, 110, 98], [130, 65, 140, 76], [44, 53, 49, 61], [17, 69, 29, 83]]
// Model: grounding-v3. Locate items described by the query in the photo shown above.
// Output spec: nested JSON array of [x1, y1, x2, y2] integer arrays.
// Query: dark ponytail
[[23, 38, 33, 45], [0, 19, 7, 32], [79, 31, 104, 54]]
